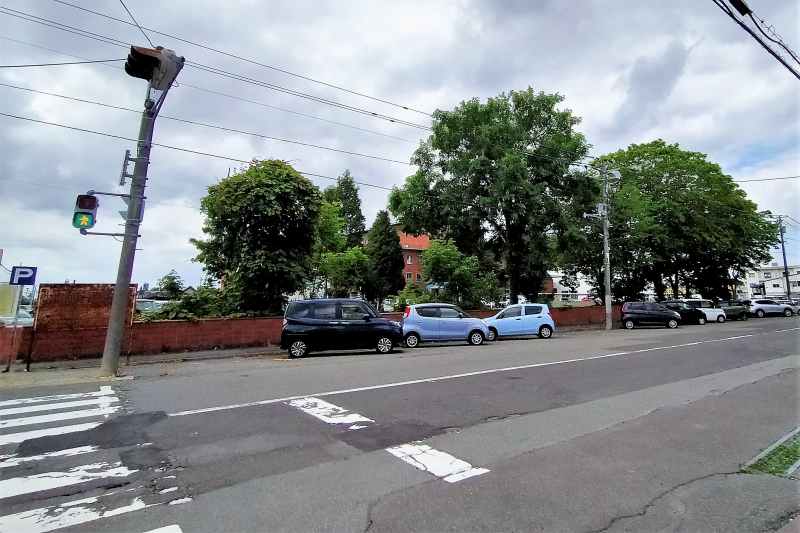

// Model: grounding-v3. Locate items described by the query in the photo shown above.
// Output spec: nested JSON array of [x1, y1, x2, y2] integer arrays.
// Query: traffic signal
[[124, 46, 184, 90], [72, 194, 98, 229]]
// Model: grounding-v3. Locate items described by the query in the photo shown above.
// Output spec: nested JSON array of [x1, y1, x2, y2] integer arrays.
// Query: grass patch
[[743, 434, 800, 476]]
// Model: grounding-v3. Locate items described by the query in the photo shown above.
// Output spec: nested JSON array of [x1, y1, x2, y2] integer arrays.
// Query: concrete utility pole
[[100, 47, 183, 377], [601, 170, 613, 330], [777, 216, 792, 301]]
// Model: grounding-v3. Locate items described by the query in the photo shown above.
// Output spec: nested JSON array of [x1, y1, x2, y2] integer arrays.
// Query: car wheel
[[487, 328, 498, 341], [717, 315, 725, 323], [697, 317, 706, 325], [624, 319, 635, 330], [376, 336, 394, 354], [784, 308, 793, 317], [468, 330, 484, 346], [666, 319, 678, 329], [404, 332, 420, 348], [288, 340, 308, 358], [756, 309, 765, 318], [538, 325, 553, 339]]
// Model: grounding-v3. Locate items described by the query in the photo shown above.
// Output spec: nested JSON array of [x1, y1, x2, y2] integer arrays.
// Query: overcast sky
[[0, 0, 798, 288]]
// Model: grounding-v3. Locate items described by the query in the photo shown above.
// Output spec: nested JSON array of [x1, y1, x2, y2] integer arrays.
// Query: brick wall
[[5, 305, 621, 362]]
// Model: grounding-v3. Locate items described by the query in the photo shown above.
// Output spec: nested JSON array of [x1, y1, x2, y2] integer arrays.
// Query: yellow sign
[[0, 283, 21, 316]]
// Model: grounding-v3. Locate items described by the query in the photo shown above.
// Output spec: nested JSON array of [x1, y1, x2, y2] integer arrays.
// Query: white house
[[739, 263, 800, 299]]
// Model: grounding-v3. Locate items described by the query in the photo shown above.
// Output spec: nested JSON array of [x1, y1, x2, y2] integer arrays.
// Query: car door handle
[[515, 318, 522, 320]]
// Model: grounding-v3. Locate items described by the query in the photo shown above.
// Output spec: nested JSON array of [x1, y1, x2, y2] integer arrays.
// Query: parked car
[[135, 299, 172, 313], [662, 302, 707, 325], [774, 298, 800, 315], [280, 299, 403, 358], [621, 302, 681, 329], [402, 303, 490, 347], [483, 304, 555, 340], [718, 300, 749, 321], [673, 299, 727, 323], [746, 299, 796, 318]]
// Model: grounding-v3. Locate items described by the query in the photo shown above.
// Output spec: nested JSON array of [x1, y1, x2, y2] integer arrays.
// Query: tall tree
[[422, 239, 502, 308], [192, 160, 321, 313], [155, 269, 185, 300], [389, 88, 597, 303], [320, 247, 370, 297], [364, 210, 405, 307], [336, 170, 367, 247], [564, 140, 779, 300]]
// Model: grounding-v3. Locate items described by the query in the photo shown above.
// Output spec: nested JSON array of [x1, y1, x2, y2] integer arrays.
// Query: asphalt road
[[1, 316, 798, 532]]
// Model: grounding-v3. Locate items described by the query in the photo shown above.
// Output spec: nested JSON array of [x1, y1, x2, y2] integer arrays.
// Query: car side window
[[313, 302, 337, 320], [286, 302, 311, 318], [340, 303, 369, 320], [501, 306, 521, 318], [440, 307, 460, 319], [645, 303, 663, 311], [763, 300, 776, 305], [524, 305, 542, 315], [416, 307, 439, 318]]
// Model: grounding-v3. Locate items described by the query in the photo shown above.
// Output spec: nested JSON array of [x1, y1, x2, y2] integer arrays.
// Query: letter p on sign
[[10, 266, 37, 286]]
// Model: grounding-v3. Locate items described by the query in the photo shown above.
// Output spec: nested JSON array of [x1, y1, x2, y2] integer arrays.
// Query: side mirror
[[362, 314, 371, 321], [458, 312, 465, 318]]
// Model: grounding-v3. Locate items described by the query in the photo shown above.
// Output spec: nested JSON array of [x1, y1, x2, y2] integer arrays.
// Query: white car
[[678, 299, 727, 323], [0, 309, 34, 327], [747, 299, 796, 318]]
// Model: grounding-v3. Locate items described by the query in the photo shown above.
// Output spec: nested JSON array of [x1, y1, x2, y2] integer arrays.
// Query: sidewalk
[[0, 345, 282, 390]]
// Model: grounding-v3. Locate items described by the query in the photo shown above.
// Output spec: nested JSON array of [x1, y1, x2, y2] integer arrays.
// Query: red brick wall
[[8, 305, 622, 362], [402, 250, 424, 284]]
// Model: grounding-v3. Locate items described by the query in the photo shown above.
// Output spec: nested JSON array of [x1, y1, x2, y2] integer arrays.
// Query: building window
[[791, 281, 799, 288], [416, 273, 421, 281], [406, 255, 413, 264], [405, 272, 412, 280], [763, 272, 772, 279], [773, 283, 781, 288]]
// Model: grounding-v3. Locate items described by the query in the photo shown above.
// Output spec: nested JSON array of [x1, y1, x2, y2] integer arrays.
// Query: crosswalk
[[0, 386, 189, 532]]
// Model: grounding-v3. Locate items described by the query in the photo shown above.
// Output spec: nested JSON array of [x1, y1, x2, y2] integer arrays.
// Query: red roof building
[[395, 226, 431, 285]]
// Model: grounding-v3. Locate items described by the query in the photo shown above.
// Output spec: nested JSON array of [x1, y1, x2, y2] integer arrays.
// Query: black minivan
[[621, 302, 681, 329], [281, 299, 403, 358]]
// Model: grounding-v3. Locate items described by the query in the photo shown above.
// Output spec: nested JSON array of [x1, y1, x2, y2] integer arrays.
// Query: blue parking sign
[[10, 266, 37, 286]]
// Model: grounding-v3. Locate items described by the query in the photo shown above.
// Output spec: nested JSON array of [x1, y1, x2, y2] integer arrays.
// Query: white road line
[[0, 386, 114, 408], [386, 443, 489, 483], [144, 526, 183, 533], [0, 495, 153, 533], [0, 445, 98, 469], [170, 329, 789, 417], [0, 461, 137, 498], [0, 422, 102, 446], [0, 405, 119, 429], [0, 396, 119, 416], [286, 397, 374, 429]]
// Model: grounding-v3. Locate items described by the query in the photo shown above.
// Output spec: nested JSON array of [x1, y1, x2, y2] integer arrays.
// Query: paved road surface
[[1, 317, 798, 532]]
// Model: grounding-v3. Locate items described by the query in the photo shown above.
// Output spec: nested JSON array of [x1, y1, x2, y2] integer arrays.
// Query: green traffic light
[[72, 212, 95, 229]]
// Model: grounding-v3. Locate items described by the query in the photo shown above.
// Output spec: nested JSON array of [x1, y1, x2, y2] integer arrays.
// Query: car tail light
[[282, 318, 287, 328], [404, 306, 411, 318]]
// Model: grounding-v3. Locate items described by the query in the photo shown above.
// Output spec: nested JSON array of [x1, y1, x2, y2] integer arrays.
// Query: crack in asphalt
[[583, 471, 741, 533]]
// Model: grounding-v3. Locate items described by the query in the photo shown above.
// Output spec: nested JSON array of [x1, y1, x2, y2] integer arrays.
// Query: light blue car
[[402, 303, 490, 347], [484, 303, 555, 340]]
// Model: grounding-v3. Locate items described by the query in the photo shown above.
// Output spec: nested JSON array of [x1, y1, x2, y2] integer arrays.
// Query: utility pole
[[777, 216, 792, 301], [601, 170, 613, 330], [100, 47, 183, 376]]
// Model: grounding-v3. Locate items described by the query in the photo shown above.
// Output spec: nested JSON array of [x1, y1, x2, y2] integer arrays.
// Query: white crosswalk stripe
[[0, 386, 191, 533]]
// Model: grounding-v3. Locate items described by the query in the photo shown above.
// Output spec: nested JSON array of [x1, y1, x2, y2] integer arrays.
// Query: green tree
[[320, 247, 371, 297], [315, 201, 347, 254], [364, 210, 405, 308], [325, 170, 366, 247], [390, 88, 597, 303], [564, 140, 778, 300], [422, 240, 501, 308], [192, 160, 321, 313], [155, 269, 185, 300]]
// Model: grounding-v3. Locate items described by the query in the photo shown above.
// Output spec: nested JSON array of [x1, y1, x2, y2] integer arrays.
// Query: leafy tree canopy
[[364, 210, 405, 306], [326, 170, 366, 247], [155, 269, 185, 300], [320, 247, 370, 298], [390, 87, 597, 303], [192, 160, 321, 313]]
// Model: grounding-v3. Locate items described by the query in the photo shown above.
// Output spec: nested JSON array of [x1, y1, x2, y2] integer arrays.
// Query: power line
[[0, 110, 398, 192], [51, 0, 433, 117], [116, 0, 153, 48], [733, 175, 800, 183], [0, 58, 123, 67], [0, 34, 416, 143], [0, 7, 432, 131], [746, 11, 800, 66], [0, 81, 413, 165], [711, 0, 800, 81]]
